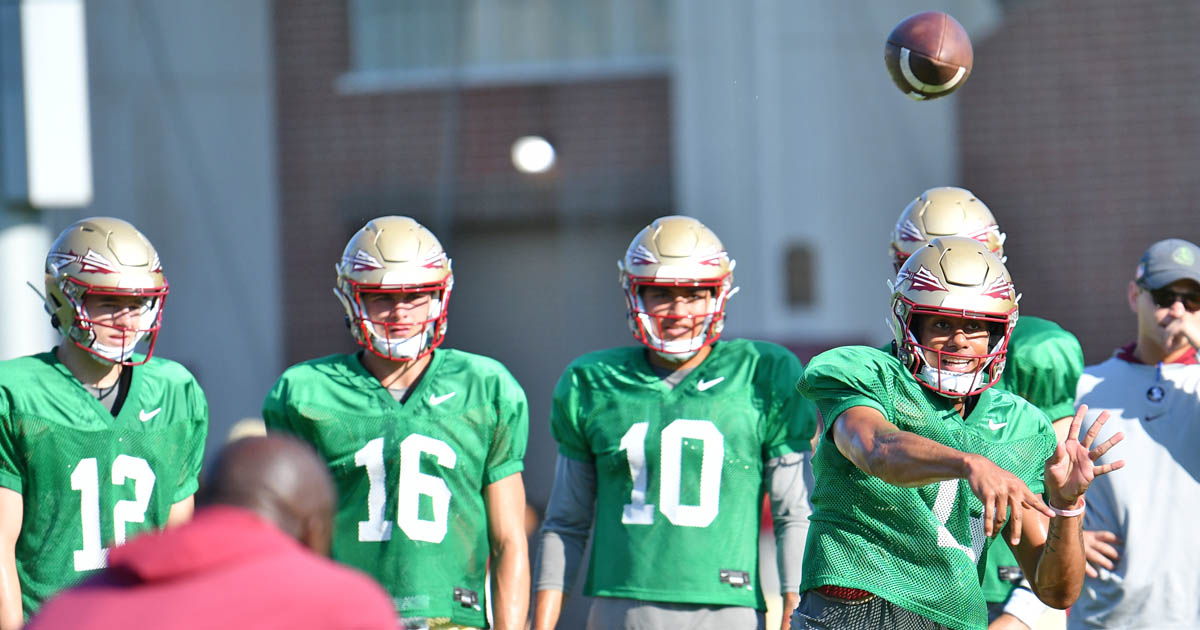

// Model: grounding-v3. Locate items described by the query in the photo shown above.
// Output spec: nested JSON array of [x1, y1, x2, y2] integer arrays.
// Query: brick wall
[[960, 0, 1200, 363], [273, 1, 671, 365]]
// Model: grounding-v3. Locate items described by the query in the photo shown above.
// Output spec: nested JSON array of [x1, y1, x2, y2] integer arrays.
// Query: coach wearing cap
[[1069, 238, 1200, 629]]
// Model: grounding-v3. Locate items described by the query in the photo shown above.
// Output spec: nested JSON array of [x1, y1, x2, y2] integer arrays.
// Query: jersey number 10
[[355, 434, 456, 544], [619, 419, 724, 528]]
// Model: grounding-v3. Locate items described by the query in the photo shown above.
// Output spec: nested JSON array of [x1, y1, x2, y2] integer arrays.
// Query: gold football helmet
[[890, 236, 1018, 397], [42, 217, 168, 365], [890, 187, 1005, 271], [334, 217, 453, 361], [618, 216, 738, 359]]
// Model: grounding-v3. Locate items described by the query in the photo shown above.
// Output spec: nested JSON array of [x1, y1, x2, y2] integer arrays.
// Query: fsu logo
[[344, 249, 383, 272], [982, 276, 1015, 300], [896, 220, 925, 243], [965, 225, 1000, 248], [896, 265, 948, 292], [695, 251, 728, 267], [419, 250, 448, 270], [629, 245, 659, 266], [48, 249, 119, 275]]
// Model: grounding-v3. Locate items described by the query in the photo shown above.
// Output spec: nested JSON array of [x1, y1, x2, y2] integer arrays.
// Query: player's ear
[[1127, 281, 1140, 313]]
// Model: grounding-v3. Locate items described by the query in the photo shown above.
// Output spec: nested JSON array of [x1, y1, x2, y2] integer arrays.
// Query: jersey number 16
[[354, 434, 456, 544]]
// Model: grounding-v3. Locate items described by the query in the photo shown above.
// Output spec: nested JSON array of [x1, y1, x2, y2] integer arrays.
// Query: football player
[[0, 217, 209, 628], [791, 236, 1122, 629], [890, 187, 1085, 629], [532, 215, 818, 630], [262, 216, 529, 630]]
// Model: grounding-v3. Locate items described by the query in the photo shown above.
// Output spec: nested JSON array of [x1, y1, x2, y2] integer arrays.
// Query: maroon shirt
[[29, 506, 397, 630]]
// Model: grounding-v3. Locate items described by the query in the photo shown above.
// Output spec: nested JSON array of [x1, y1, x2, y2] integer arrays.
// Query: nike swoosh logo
[[139, 408, 162, 422], [988, 420, 1007, 431], [429, 392, 457, 406], [697, 377, 725, 392]]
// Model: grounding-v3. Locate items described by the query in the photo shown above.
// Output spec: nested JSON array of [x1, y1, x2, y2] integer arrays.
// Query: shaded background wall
[[1, 0, 280, 457], [960, 0, 1200, 363]]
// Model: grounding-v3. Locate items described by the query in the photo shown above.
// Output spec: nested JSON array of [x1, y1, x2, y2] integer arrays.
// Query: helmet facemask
[[336, 277, 452, 363], [891, 295, 1014, 397], [623, 274, 736, 361]]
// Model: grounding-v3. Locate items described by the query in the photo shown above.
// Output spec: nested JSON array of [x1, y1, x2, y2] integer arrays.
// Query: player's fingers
[[1069, 405, 1087, 443], [1094, 460, 1126, 476], [1008, 496, 1022, 546], [1089, 432, 1125, 460], [993, 495, 1008, 540], [1089, 539, 1121, 563], [1089, 529, 1123, 545], [1081, 410, 1111, 449], [983, 493, 995, 537], [1045, 441, 1067, 469], [1085, 545, 1117, 570], [1085, 562, 1099, 579], [1024, 489, 1055, 519]]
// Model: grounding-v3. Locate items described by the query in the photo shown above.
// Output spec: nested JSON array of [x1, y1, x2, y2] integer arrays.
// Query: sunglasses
[[1147, 287, 1200, 312]]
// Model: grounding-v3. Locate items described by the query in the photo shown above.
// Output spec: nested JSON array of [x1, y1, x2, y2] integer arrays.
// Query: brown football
[[884, 11, 973, 101]]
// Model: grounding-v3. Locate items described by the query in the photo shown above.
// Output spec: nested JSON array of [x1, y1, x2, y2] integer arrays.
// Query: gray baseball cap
[[1135, 238, 1200, 289]]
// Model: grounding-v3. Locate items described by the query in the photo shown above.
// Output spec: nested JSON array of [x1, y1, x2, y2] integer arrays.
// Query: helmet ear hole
[[50, 314, 60, 329], [343, 314, 352, 330]]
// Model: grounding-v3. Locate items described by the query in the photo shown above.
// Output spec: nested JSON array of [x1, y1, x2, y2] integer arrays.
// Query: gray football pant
[[586, 597, 764, 630]]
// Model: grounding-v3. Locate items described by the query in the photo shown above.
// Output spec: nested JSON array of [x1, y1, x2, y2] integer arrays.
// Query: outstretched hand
[[964, 455, 1052, 543], [1044, 405, 1125, 509]]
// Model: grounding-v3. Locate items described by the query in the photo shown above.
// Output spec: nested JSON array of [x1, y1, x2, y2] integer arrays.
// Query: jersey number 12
[[71, 456, 157, 571]]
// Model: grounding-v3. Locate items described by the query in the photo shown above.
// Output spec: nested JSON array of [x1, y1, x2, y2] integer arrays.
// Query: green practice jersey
[[0, 351, 208, 619], [262, 350, 528, 628], [982, 315, 1083, 605], [995, 315, 1084, 423], [798, 345, 1055, 630], [551, 339, 817, 609]]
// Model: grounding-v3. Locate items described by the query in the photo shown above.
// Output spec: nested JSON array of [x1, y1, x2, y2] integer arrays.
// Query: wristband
[[1047, 497, 1085, 517]]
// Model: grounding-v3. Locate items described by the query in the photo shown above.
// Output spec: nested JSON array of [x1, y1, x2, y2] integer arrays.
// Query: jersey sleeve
[[797, 346, 892, 436], [972, 395, 1055, 496], [0, 391, 21, 493], [762, 350, 819, 459], [173, 376, 210, 503], [262, 374, 304, 440], [483, 369, 529, 485], [1018, 405, 1056, 496], [549, 367, 592, 462], [1003, 324, 1084, 421]]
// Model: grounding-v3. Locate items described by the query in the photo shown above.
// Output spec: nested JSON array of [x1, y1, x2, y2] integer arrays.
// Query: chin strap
[[89, 335, 144, 364], [916, 364, 988, 396], [370, 329, 429, 360], [653, 347, 700, 362], [908, 327, 1002, 397]]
